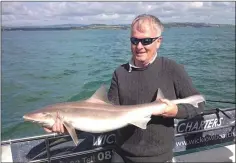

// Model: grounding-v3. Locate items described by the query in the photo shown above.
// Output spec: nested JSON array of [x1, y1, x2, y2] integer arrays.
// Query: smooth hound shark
[[23, 85, 205, 146]]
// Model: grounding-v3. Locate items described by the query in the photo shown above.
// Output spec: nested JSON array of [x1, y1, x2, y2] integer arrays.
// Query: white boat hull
[[2, 143, 235, 162]]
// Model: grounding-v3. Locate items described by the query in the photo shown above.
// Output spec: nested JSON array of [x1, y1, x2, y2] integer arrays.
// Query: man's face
[[130, 21, 162, 65]]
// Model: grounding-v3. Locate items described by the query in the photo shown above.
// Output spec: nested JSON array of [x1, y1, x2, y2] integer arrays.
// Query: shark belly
[[71, 118, 129, 133]]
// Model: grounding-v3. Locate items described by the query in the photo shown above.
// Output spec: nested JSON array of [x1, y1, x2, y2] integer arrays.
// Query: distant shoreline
[[2, 23, 235, 31]]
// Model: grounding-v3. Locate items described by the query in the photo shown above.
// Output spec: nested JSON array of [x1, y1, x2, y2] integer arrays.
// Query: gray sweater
[[108, 56, 204, 162]]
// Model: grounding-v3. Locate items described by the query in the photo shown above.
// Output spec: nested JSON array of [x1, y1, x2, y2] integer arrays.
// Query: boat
[[1, 106, 235, 162]]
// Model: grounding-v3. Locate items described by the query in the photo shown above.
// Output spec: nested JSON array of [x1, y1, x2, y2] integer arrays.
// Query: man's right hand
[[43, 117, 67, 134]]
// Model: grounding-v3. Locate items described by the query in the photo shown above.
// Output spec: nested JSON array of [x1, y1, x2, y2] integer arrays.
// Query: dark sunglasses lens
[[130, 38, 139, 45], [130, 37, 156, 45], [142, 38, 152, 45]]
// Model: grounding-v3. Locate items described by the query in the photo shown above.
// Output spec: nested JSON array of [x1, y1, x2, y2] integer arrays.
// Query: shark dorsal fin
[[156, 88, 165, 100], [86, 85, 111, 104]]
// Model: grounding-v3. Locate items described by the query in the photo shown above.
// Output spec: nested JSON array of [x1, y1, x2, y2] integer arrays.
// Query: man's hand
[[153, 99, 178, 117], [43, 114, 68, 134]]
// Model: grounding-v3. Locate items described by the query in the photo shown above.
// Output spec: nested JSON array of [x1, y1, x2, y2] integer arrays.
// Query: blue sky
[[2, 2, 235, 27]]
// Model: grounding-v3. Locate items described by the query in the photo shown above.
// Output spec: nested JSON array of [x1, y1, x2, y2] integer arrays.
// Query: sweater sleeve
[[172, 63, 205, 119], [107, 71, 120, 105]]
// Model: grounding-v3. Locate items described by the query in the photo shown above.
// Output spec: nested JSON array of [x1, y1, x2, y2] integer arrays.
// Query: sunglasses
[[130, 36, 161, 46]]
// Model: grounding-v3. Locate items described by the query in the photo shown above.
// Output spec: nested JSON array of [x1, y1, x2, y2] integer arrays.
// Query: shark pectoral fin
[[156, 88, 165, 101], [63, 121, 79, 146], [86, 85, 112, 105], [130, 117, 151, 129]]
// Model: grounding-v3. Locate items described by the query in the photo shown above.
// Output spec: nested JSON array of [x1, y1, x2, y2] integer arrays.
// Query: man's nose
[[137, 42, 144, 49]]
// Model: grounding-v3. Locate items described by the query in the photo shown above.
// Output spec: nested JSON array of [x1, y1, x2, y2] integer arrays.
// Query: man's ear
[[156, 37, 162, 49]]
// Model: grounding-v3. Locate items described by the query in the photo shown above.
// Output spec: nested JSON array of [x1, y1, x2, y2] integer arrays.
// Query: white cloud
[[2, 2, 28, 16], [1, 2, 235, 26], [189, 2, 204, 8]]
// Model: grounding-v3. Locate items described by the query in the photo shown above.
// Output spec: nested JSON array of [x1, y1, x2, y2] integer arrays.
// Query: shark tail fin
[[190, 95, 206, 108]]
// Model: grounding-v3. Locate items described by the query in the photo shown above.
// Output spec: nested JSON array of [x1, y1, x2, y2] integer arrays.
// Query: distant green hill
[[2, 23, 234, 31]]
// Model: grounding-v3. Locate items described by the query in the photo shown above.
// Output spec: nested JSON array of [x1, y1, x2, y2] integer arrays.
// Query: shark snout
[[23, 113, 37, 121], [23, 114, 31, 121]]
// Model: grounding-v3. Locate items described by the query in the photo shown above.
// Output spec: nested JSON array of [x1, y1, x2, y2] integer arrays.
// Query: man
[[44, 14, 204, 162], [107, 14, 204, 162]]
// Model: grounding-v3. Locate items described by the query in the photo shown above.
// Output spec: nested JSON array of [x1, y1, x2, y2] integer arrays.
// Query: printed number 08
[[97, 151, 112, 161]]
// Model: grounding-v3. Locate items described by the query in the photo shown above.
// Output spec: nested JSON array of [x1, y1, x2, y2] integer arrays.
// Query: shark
[[23, 85, 205, 146]]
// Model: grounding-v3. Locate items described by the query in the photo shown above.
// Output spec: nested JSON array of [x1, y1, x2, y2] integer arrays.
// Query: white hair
[[131, 14, 164, 36]]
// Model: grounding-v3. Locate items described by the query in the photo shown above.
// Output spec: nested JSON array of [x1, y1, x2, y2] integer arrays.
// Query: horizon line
[[2, 22, 235, 28]]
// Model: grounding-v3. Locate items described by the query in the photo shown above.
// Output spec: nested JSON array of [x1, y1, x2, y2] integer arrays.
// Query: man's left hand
[[153, 99, 178, 117]]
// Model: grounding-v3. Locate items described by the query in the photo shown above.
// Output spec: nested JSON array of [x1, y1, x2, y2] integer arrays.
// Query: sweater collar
[[128, 53, 157, 72]]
